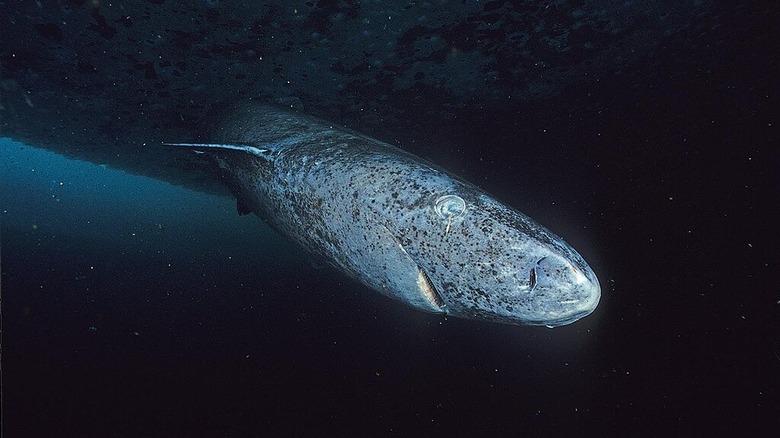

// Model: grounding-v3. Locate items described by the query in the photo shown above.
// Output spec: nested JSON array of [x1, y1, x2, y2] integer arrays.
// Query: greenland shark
[[167, 103, 600, 327]]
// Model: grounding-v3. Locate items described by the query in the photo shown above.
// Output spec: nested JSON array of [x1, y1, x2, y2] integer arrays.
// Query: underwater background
[[1, 1, 777, 436]]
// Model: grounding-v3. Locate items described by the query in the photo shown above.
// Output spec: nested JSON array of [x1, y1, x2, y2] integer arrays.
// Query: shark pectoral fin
[[236, 197, 252, 215], [416, 266, 445, 309], [371, 224, 446, 313]]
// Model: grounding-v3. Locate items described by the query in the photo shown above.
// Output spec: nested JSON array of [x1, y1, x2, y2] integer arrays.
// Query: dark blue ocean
[[3, 93, 776, 435], [1, 1, 777, 436], [2, 137, 610, 434]]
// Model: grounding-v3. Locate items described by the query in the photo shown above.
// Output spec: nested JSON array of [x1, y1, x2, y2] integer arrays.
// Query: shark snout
[[530, 255, 601, 327]]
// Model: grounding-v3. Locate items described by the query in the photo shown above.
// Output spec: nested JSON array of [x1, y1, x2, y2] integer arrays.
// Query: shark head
[[397, 190, 601, 327]]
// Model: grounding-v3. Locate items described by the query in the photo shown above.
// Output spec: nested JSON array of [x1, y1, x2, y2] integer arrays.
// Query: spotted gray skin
[[169, 103, 600, 327]]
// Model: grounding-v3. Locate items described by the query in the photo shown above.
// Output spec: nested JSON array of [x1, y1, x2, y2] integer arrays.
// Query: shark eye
[[529, 267, 537, 290], [434, 195, 466, 219]]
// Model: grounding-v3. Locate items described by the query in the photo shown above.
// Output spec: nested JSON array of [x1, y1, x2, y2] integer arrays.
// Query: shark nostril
[[529, 267, 537, 290]]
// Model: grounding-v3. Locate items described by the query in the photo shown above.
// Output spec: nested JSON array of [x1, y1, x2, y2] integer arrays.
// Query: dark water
[[2, 2, 778, 437], [3, 83, 777, 436]]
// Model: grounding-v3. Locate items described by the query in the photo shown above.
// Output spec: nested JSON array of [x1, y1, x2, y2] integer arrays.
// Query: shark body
[[168, 103, 600, 327]]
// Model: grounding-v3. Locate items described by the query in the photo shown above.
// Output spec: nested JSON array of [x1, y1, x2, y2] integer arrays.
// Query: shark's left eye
[[434, 195, 466, 220]]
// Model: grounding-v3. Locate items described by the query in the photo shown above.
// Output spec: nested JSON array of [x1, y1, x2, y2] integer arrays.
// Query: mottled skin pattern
[[176, 103, 600, 327]]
